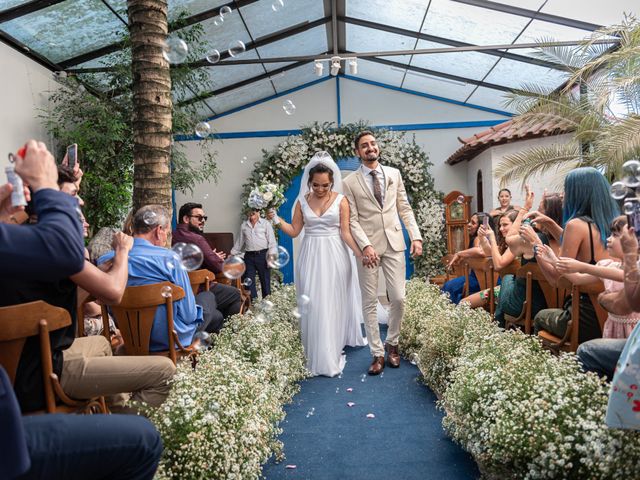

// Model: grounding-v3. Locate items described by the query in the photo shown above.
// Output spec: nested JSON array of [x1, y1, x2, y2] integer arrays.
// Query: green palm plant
[[496, 16, 640, 187]]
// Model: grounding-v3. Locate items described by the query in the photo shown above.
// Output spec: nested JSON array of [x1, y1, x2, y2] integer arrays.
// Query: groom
[[343, 131, 423, 375]]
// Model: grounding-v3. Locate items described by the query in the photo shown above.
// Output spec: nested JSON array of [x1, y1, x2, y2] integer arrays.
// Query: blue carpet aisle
[[262, 328, 479, 480]]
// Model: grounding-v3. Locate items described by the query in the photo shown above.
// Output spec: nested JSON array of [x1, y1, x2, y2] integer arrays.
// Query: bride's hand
[[362, 245, 379, 268]]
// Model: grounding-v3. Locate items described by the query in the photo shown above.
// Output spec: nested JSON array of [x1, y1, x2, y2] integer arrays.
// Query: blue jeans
[[577, 338, 626, 381], [17, 414, 163, 480]]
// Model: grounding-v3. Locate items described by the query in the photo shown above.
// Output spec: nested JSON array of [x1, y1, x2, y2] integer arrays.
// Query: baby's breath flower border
[[241, 121, 447, 278], [147, 285, 308, 480], [401, 280, 640, 479]]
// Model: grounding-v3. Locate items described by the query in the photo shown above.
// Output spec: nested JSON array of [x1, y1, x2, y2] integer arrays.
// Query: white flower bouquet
[[247, 183, 286, 211]]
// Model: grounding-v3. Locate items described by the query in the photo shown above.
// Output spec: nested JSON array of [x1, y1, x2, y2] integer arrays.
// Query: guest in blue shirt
[[99, 205, 203, 351]]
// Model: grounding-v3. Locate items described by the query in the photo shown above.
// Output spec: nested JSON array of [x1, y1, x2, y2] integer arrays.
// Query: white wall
[[175, 77, 511, 233], [0, 41, 57, 170]]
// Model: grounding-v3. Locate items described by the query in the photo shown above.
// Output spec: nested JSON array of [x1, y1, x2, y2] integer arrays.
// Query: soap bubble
[[181, 244, 204, 271], [241, 156, 247, 164], [228, 40, 246, 58], [194, 331, 212, 351], [161, 285, 172, 298], [195, 121, 211, 138], [223, 255, 246, 279], [219, 5, 232, 17], [624, 201, 636, 215], [610, 181, 627, 200], [298, 294, 311, 313], [262, 300, 274, 312], [360, 373, 366, 383], [623, 159, 640, 177], [623, 175, 640, 189], [291, 307, 302, 320], [409, 353, 418, 365], [242, 277, 253, 287], [212, 15, 224, 26], [266, 246, 290, 268], [162, 36, 188, 64], [143, 210, 157, 225], [206, 49, 220, 64], [282, 99, 296, 115], [255, 313, 267, 324], [172, 242, 186, 257], [271, 0, 284, 12], [305, 407, 315, 418], [456, 195, 465, 204]]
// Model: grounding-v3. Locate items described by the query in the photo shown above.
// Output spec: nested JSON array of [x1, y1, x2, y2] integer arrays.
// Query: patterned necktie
[[370, 170, 383, 208]]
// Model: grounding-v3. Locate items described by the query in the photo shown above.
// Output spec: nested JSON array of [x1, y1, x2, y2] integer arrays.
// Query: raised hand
[[13, 140, 59, 192], [0, 183, 30, 223], [556, 256, 582, 274], [523, 184, 534, 211], [620, 225, 639, 257], [111, 231, 133, 252]]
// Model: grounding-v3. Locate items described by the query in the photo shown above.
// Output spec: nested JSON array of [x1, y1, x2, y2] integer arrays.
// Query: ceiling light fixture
[[314, 61, 323, 76], [330, 56, 341, 76], [313, 56, 358, 77], [348, 59, 358, 75]]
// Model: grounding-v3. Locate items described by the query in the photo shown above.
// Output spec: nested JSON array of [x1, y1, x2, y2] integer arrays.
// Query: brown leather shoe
[[385, 343, 400, 368], [368, 356, 385, 375]]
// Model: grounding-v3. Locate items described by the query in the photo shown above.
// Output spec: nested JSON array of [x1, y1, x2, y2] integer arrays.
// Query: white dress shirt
[[360, 164, 386, 204], [231, 217, 278, 256]]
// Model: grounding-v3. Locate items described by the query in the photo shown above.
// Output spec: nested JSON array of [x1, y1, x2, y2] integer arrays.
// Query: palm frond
[[494, 143, 585, 187], [596, 116, 640, 165]]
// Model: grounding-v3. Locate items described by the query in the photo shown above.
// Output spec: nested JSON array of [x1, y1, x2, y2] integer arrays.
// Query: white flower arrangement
[[241, 122, 447, 278], [247, 182, 285, 212], [401, 279, 640, 479], [146, 285, 308, 479]]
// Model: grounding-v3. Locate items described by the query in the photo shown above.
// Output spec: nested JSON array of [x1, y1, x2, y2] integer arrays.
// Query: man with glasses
[[173, 202, 242, 332]]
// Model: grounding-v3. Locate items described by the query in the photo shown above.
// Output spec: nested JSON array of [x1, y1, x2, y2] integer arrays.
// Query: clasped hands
[[361, 240, 422, 268]]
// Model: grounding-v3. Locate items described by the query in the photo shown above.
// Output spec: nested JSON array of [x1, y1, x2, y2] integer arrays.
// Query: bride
[[269, 152, 368, 377]]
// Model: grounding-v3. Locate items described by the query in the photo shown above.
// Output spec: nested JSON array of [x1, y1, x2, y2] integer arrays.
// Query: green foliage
[[40, 14, 219, 230]]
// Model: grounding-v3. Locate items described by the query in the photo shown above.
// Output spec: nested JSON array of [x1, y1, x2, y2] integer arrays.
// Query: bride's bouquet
[[247, 182, 286, 211]]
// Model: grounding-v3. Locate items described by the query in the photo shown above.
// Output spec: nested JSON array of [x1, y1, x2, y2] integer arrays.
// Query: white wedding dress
[[295, 193, 367, 377]]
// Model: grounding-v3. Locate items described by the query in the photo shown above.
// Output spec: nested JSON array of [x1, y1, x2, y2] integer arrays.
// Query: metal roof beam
[[342, 15, 569, 71], [450, 0, 602, 31]]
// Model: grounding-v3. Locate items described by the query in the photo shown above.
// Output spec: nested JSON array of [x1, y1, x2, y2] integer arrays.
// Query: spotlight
[[314, 61, 323, 76], [348, 59, 358, 75], [330, 59, 341, 76]]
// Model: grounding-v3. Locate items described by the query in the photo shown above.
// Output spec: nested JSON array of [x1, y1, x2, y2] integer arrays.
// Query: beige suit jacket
[[343, 165, 422, 254]]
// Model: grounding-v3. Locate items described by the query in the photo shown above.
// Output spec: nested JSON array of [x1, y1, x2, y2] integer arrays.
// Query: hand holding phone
[[482, 215, 489, 228]]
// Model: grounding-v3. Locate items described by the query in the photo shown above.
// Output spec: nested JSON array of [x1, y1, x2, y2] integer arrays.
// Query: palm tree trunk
[[127, 0, 172, 215]]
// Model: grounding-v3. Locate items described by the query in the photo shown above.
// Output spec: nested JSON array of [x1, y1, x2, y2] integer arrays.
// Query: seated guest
[[99, 205, 219, 348], [237, 208, 278, 299], [1, 142, 175, 413], [441, 212, 487, 304], [1, 366, 163, 480], [173, 202, 242, 331], [489, 188, 520, 218]]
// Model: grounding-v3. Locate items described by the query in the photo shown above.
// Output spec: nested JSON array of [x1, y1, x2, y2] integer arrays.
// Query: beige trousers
[[61, 336, 176, 410], [357, 242, 406, 357]]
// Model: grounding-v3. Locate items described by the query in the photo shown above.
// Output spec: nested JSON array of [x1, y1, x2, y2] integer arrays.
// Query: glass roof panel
[[410, 39, 497, 81], [542, 0, 638, 28], [197, 7, 252, 59], [1, 0, 128, 63], [353, 59, 406, 87], [240, 0, 325, 40], [256, 25, 327, 72], [346, 0, 430, 32], [402, 71, 477, 102], [103, 0, 128, 19], [0, 0, 34, 12], [421, 0, 530, 46], [167, 0, 227, 21], [271, 63, 328, 93], [518, 19, 594, 44], [206, 80, 275, 114], [346, 23, 413, 64], [200, 50, 266, 90], [483, 57, 569, 91], [466, 86, 516, 113]]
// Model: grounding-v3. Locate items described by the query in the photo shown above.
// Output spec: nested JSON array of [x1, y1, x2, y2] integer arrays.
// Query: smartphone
[[66, 144, 77, 169], [482, 215, 489, 228]]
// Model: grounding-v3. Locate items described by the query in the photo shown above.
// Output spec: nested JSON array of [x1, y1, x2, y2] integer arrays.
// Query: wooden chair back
[[538, 276, 606, 352], [107, 282, 186, 365], [188, 269, 215, 296], [464, 257, 499, 315], [0, 301, 106, 414], [215, 272, 251, 313]]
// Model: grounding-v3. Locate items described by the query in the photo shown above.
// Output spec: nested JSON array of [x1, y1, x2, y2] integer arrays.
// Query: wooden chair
[[504, 263, 568, 334], [0, 300, 107, 414], [463, 257, 499, 316], [106, 282, 196, 365], [215, 273, 251, 313], [537, 276, 607, 353], [188, 269, 216, 296]]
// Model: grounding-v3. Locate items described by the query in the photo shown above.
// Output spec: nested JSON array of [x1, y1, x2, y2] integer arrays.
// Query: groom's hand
[[410, 240, 423, 258], [362, 245, 379, 268]]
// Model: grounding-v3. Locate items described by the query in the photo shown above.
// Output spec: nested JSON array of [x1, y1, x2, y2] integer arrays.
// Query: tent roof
[[0, 0, 635, 119]]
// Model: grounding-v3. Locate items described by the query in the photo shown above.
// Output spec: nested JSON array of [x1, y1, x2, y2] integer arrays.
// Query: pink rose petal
[[366, 413, 375, 418], [347, 402, 355, 407], [346, 388, 353, 392], [285, 465, 297, 469]]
